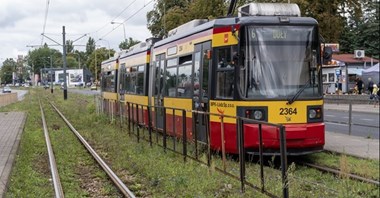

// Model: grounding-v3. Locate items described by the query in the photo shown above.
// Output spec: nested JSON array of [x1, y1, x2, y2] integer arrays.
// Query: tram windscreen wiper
[[287, 78, 311, 105]]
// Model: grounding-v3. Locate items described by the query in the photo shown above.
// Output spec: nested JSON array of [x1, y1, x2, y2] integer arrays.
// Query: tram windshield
[[240, 26, 321, 100]]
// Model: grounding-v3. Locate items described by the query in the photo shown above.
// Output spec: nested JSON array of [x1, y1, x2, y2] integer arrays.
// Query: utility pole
[[49, 56, 53, 93], [63, 26, 68, 100]]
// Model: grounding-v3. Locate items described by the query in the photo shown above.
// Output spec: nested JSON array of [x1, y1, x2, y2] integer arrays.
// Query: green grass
[[2, 88, 379, 197]]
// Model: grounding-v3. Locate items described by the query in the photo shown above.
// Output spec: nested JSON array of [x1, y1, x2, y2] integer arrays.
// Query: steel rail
[[49, 102, 136, 198], [301, 162, 380, 186], [39, 99, 64, 198]]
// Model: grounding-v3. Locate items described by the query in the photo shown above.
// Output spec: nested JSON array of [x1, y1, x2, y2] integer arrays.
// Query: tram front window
[[240, 26, 321, 100]]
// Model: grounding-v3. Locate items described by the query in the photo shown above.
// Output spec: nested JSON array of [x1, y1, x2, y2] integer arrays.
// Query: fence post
[[127, 102, 131, 136], [163, 106, 167, 152], [205, 113, 211, 167], [192, 111, 198, 160], [258, 123, 265, 192], [237, 118, 245, 193], [172, 109, 176, 151], [136, 104, 140, 143], [147, 105, 152, 147], [279, 126, 289, 198], [155, 106, 159, 144], [182, 110, 187, 162], [220, 115, 226, 172], [119, 101, 123, 129], [348, 101, 352, 135]]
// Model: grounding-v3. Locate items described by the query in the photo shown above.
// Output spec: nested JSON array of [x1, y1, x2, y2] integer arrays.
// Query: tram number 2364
[[279, 108, 297, 115]]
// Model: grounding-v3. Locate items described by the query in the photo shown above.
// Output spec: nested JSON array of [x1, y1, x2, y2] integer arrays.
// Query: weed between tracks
[[1, 88, 379, 197]]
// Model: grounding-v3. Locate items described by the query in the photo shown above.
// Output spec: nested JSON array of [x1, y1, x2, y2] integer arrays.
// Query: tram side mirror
[[231, 25, 239, 42], [323, 46, 333, 65], [232, 51, 239, 66]]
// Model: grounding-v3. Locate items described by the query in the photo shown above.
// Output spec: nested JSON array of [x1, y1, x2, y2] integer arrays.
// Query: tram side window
[[176, 55, 192, 98], [166, 67, 177, 97], [102, 71, 116, 92], [177, 65, 192, 98], [136, 66, 144, 95], [119, 64, 126, 93], [216, 47, 235, 99]]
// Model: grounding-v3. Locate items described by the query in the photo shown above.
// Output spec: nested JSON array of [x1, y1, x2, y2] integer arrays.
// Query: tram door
[[154, 54, 165, 129], [193, 41, 211, 142]]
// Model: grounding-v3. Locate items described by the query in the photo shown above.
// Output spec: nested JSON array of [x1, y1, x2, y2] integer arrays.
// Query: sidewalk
[[0, 112, 26, 197], [323, 102, 379, 160], [325, 131, 379, 160]]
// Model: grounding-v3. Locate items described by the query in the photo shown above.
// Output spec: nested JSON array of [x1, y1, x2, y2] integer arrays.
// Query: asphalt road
[[325, 109, 379, 139]]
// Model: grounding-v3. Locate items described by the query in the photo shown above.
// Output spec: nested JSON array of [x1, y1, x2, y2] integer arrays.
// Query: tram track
[[295, 161, 380, 186], [39, 98, 135, 197]]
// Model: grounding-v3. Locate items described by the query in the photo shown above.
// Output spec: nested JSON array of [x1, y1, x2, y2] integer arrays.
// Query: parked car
[[90, 84, 97, 91], [2, 86, 11, 93]]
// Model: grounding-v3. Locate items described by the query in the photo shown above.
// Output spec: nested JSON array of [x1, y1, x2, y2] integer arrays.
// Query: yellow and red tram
[[102, 3, 326, 155], [100, 56, 119, 116]]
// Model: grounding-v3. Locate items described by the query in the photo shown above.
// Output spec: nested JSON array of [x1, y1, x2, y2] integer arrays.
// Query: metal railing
[[94, 98, 289, 198], [324, 99, 379, 135]]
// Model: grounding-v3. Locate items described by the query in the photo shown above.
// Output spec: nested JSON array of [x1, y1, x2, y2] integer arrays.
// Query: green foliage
[[65, 40, 74, 54], [0, 58, 17, 84], [86, 47, 111, 81], [85, 37, 96, 58], [27, 46, 62, 75], [147, 0, 227, 38], [146, 0, 378, 58], [119, 37, 141, 50]]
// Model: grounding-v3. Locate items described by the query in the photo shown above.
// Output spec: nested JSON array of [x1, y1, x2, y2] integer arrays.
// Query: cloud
[[0, 0, 154, 60]]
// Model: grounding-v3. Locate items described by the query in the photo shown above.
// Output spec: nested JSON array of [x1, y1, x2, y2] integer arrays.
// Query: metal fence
[[95, 96, 289, 198], [324, 99, 379, 135]]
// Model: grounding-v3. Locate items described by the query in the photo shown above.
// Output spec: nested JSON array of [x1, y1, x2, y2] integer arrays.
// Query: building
[[40, 68, 92, 87], [322, 53, 379, 94]]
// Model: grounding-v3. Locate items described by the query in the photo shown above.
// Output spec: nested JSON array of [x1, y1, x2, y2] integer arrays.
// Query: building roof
[[332, 54, 379, 64]]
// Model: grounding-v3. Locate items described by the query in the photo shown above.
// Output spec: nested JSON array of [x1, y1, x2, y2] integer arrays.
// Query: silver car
[[2, 86, 11, 93]]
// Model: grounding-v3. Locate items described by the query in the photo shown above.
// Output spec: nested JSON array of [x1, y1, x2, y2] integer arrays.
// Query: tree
[[119, 37, 141, 50], [27, 46, 62, 75], [339, 0, 379, 58], [0, 58, 16, 84], [147, 0, 190, 38], [186, 0, 226, 19], [86, 47, 110, 81], [66, 40, 74, 54], [86, 37, 96, 58]]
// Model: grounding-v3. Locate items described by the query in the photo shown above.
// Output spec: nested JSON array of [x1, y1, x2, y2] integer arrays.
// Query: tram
[[101, 3, 328, 155]]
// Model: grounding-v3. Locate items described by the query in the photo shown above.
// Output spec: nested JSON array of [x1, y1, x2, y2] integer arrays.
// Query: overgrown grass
[[2, 88, 379, 197]]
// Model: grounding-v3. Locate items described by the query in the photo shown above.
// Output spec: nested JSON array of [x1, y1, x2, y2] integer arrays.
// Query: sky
[[0, 0, 155, 64]]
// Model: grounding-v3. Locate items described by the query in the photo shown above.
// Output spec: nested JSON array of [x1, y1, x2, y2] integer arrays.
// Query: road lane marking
[[325, 115, 335, 117], [326, 122, 346, 126], [360, 118, 374, 121]]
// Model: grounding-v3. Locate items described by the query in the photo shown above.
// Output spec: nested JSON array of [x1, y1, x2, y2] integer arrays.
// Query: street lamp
[[42, 56, 54, 93], [111, 21, 126, 42], [99, 38, 111, 58], [72, 52, 81, 69]]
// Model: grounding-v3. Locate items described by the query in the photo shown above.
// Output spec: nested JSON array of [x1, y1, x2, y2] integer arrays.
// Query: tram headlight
[[253, 110, 263, 120], [241, 107, 267, 122], [309, 109, 317, 119], [307, 106, 323, 123]]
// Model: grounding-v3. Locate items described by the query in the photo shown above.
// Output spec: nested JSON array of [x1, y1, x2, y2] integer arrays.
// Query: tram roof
[[154, 17, 237, 48], [238, 15, 318, 26], [101, 55, 118, 65], [154, 16, 317, 48], [119, 42, 150, 60]]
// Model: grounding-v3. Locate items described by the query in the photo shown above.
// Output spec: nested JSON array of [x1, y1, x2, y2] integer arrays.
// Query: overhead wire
[[85, 0, 138, 39], [40, 0, 51, 46], [99, 0, 154, 40], [33, 0, 153, 50]]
